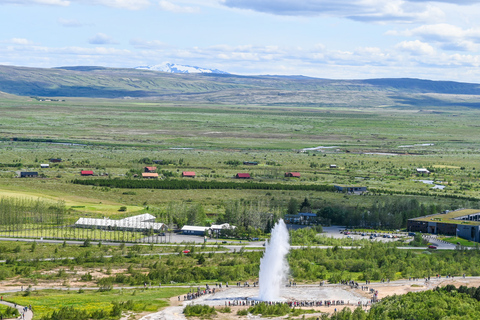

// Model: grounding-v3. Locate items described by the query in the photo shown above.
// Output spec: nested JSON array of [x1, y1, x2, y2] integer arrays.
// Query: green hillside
[[0, 65, 480, 108]]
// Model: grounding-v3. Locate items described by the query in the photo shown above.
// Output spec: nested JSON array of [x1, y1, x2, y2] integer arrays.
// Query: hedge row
[[71, 178, 336, 192], [370, 188, 479, 201]]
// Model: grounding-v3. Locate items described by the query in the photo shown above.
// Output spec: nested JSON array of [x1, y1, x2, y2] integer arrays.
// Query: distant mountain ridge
[[135, 62, 229, 74], [0, 64, 479, 108]]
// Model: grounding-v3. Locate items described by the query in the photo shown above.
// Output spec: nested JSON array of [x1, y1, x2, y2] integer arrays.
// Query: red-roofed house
[[142, 172, 159, 179], [81, 170, 94, 176], [285, 172, 301, 178], [182, 171, 196, 178], [236, 173, 251, 179], [144, 166, 157, 173]]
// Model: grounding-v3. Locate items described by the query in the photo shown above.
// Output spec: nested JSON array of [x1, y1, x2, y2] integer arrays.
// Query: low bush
[[183, 304, 216, 317]]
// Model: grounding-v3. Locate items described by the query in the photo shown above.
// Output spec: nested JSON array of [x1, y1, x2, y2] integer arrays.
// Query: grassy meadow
[[0, 96, 479, 219], [2, 287, 189, 319]]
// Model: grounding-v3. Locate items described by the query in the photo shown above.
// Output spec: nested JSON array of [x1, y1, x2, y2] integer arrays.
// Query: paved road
[[0, 300, 32, 320]]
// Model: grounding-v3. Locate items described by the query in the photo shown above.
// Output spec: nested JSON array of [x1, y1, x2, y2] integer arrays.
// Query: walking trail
[[0, 300, 33, 320]]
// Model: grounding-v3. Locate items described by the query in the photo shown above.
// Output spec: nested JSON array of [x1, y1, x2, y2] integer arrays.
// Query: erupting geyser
[[258, 219, 290, 301]]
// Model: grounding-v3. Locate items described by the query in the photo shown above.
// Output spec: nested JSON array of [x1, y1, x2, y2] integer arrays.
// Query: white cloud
[[219, 0, 468, 23], [388, 24, 480, 51], [158, 0, 199, 13], [9, 38, 35, 45], [221, 0, 449, 23], [88, 0, 150, 10], [439, 41, 478, 52], [390, 24, 465, 41], [88, 33, 118, 45], [129, 38, 168, 49], [395, 40, 435, 55], [5, 40, 480, 81]]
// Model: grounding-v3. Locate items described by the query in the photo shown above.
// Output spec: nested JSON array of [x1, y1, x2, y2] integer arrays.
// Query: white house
[[181, 225, 210, 235], [416, 168, 430, 174]]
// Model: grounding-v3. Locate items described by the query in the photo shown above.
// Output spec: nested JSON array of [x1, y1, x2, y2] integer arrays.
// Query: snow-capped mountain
[[135, 63, 229, 74]]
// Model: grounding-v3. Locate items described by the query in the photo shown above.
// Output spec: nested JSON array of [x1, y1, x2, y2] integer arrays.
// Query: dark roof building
[[20, 172, 38, 178], [334, 185, 367, 193], [284, 212, 317, 223]]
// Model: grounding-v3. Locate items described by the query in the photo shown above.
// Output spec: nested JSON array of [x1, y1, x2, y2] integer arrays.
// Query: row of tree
[[71, 178, 336, 192]]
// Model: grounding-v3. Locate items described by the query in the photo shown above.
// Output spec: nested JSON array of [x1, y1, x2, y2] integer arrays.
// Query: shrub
[[80, 273, 93, 281], [248, 303, 291, 316], [237, 309, 248, 316], [218, 306, 231, 313], [1, 306, 19, 318], [183, 304, 216, 317]]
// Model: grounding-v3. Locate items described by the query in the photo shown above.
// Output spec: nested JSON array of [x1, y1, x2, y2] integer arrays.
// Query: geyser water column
[[258, 219, 290, 301]]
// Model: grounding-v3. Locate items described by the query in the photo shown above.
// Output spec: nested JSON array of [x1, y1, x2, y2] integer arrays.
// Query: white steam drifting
[[258, 219, 290, 301]]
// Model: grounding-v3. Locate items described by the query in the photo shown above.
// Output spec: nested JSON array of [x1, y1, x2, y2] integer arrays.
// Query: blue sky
[[1, 0, 480, 82]]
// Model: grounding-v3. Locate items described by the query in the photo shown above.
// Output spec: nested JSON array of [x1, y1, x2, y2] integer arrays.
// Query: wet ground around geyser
[[199, 285, 370, 305]]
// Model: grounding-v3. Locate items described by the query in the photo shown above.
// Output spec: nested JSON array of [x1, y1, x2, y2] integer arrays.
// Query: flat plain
[[0, 95, 479, 216], [1, 81, 480, 319]]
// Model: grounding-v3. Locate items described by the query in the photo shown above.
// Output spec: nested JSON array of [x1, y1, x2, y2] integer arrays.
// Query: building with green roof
[[407, 209, 480, 243]]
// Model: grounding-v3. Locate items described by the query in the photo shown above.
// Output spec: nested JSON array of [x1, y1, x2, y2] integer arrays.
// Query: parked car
[[183, 250, 190, 253], [408, 232, 416, 236]]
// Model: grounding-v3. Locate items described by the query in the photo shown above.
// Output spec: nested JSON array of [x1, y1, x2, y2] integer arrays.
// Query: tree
[[265, 219, 272, 234], [287, 198, 299, 215], [300, 197, 311, 212]]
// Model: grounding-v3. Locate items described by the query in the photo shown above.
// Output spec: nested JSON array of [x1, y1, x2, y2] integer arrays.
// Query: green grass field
[[2, 287, 189, 319], [438, 236, 479, 247]]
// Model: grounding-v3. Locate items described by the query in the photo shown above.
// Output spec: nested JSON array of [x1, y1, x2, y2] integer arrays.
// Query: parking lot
[[322, 226, 411, 243]]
